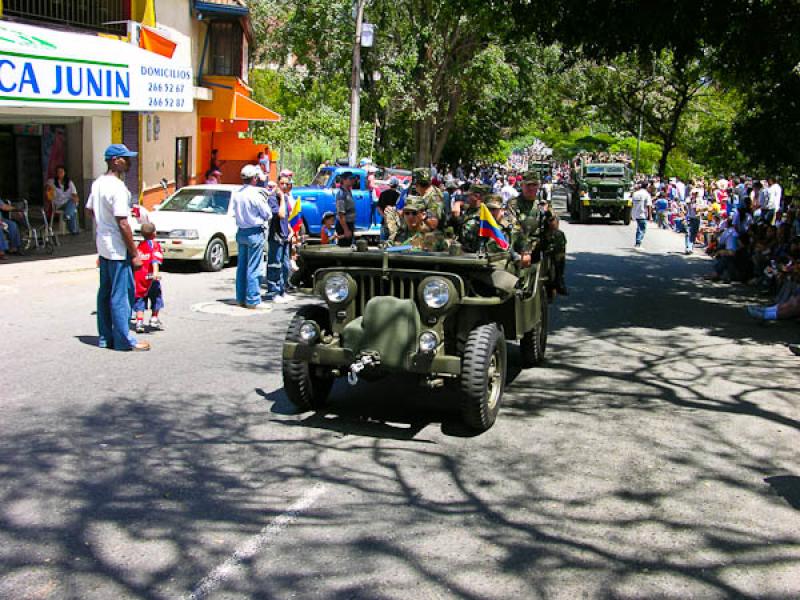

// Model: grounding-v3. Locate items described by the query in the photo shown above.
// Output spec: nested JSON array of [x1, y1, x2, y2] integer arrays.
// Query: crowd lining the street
[[627, 174, 800, 353]]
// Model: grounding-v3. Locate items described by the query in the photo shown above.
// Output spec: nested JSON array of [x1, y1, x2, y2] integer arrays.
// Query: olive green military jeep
[[569, 162, 634, 224], [281, 245, 550, 432]]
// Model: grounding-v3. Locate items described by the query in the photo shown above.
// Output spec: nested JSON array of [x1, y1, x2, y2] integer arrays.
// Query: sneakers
[[245, 303, 272, 311], [135, 321, 145, 334], [149, 317, 163, 330], [746, 305, 766, 321], [271, 294, 290, 304]]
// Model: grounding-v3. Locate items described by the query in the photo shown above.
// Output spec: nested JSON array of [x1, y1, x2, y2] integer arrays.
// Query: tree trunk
[[414, 116, 434, 167]]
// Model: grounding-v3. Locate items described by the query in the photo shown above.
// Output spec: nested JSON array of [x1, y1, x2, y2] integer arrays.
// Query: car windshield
[[310, 170, 333, 187], [160, 189, 230, 214], [585, 165, 624, 177]]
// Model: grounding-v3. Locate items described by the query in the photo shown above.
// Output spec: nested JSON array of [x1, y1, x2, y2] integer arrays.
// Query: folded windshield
[[161, 190, 231, 214], [585, 165, 625, 177]]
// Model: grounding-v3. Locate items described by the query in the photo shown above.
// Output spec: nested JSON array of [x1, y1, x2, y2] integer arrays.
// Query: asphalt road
[[2, 190, 799, 599]]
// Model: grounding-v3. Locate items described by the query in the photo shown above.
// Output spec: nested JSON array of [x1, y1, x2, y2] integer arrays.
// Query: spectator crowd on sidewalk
[[630, 173, 799, 352]]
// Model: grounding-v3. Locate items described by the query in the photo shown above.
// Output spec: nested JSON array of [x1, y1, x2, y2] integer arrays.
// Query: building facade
[[0, 0, 279, 218]]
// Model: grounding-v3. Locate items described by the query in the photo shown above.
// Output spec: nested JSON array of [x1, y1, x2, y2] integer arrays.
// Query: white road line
[[185, 483, 327, 600]]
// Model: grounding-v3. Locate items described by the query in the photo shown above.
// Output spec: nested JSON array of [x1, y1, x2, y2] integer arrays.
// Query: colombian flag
[[288, 197, 303, 233], [478, 204, 509, 250]]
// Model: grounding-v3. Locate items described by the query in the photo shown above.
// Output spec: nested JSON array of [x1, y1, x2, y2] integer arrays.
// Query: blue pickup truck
[[291, 166, 381, 237]]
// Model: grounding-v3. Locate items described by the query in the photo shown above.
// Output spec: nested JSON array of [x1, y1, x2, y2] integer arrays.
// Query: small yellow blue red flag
[[478, 204, 509, 250], [288, 197, 303, 233]]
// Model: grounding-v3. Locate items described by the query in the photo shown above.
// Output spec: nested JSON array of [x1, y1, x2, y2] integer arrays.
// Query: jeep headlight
[[299, 321, 320, 344], [618, 187, 624, 195], [592, 187, 598, 193], [419, 331, 439, 353], [422, 278, 450, 309], [169, 229, 199, 239], [323, 274, 351, 304]]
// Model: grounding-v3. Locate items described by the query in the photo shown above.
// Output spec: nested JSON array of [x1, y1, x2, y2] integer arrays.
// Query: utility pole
[[347, 0, 366, 167]]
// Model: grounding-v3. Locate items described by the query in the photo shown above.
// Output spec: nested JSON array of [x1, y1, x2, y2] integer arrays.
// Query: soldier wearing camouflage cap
[[395, 195, 429, 249], [413, 167, 444, 231], [506, 170, 544, 268]]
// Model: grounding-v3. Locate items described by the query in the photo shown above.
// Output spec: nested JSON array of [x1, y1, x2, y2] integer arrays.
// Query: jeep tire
[[283, 305, 334, 411], [579, 203, 590, 224], [460, 323, 507, 432], [520, 286, 549, 367], [623, 206, 632, 225]]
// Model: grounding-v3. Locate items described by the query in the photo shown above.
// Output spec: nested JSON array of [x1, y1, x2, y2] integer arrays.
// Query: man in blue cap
[[86, 144, 150, 351]]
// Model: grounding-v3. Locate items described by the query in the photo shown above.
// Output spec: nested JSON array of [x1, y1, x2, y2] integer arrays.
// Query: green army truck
[[529, 161, 551, 182], [282, 245, 551, 432], [569, 162, 634, 224]]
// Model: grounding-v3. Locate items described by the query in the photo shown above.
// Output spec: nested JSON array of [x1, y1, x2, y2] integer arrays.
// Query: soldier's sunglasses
[[404, 210, 419, 216]]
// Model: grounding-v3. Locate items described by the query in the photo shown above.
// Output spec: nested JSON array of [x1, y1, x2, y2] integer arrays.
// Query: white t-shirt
[[767, 183, 782, 211], [631, 189, 653, 220], [500, 184, 519, 204], [47, 179, 77, 208], [86, 174, 132, 260]]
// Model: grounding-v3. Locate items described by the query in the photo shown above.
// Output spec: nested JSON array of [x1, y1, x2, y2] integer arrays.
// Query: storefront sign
[[0, 21, 193, 112]]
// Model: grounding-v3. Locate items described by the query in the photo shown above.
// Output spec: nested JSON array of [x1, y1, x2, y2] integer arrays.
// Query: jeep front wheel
[[579, 203, 591, 223], [460, 324, 507, 432], [283, 306, 334, 411], [623, 206, 632, 225], [520, 287, 549, 367]]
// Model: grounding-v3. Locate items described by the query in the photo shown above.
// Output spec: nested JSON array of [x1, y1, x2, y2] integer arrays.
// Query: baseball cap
[[104, 144, 137, 160], [241, 164, 261, 179]]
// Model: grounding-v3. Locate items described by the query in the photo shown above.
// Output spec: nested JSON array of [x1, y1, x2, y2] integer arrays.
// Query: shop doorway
[[15, 134, 43, 204], [176, 137, 191, 190]]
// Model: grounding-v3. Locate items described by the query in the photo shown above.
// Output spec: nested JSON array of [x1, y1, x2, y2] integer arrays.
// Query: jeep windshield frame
[[584, 164, 626, 178]]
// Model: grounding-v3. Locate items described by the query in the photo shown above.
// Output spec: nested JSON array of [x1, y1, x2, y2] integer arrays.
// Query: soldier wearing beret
[[413, 168, 444, 231]]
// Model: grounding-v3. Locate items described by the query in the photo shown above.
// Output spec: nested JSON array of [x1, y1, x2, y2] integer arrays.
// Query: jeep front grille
[[353, 271, 426, 315]]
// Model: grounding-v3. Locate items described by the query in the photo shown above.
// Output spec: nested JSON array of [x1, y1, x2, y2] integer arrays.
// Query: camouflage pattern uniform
[[412, 168, 444, 230], [507, 172, 543, 258], [393, 195, 448, 252], [459, 195, 510, 255]]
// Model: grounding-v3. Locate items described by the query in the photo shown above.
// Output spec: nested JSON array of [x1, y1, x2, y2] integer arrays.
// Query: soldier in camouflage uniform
[[459, 194, 510, 254], [394, 196, 448, 251], [412, 168, 444, 232], [450, 182, 490, 238], [506, 171, 543, 267], [542, 214, 568, 295]]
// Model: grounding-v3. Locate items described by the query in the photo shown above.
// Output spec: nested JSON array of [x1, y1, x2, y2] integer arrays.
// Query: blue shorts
[[134, 281, 164, 312]]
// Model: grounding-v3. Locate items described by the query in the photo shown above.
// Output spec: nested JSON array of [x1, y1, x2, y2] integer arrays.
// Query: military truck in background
[[568, 162, 634, 224], [282, 244, 551, 432], [528, 161, 551, 182]]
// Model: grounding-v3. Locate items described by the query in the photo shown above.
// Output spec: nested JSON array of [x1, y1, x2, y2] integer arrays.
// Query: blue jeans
[[686, 217, 700, 251], [236, 227, 265, 306], [1, 218, 21, 250], [265, 237, 290, 299], [635, 218, 647, 246], [97, 257, 137, 350], [60, 201, 79, 234]]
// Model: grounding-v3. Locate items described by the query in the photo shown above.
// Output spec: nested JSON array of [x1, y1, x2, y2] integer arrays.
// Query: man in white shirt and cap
[[232, 165, 272, 309]]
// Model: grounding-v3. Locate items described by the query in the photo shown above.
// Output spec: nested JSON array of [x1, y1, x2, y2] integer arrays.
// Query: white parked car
[[134, 184, 264, 272]]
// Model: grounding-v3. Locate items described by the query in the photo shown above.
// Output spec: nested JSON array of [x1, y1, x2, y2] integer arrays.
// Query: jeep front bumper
[[283, 342, 462, 375]]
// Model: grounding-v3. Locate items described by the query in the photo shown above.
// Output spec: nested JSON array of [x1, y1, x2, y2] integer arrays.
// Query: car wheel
[[460, 323, 506, 432], [520, 286, 548, 367], [202, 237, 227, 272], [283, 305, 334, 411]]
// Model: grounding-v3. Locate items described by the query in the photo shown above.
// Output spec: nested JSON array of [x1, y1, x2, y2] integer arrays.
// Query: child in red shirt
[[134, 223, 165, 333]]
